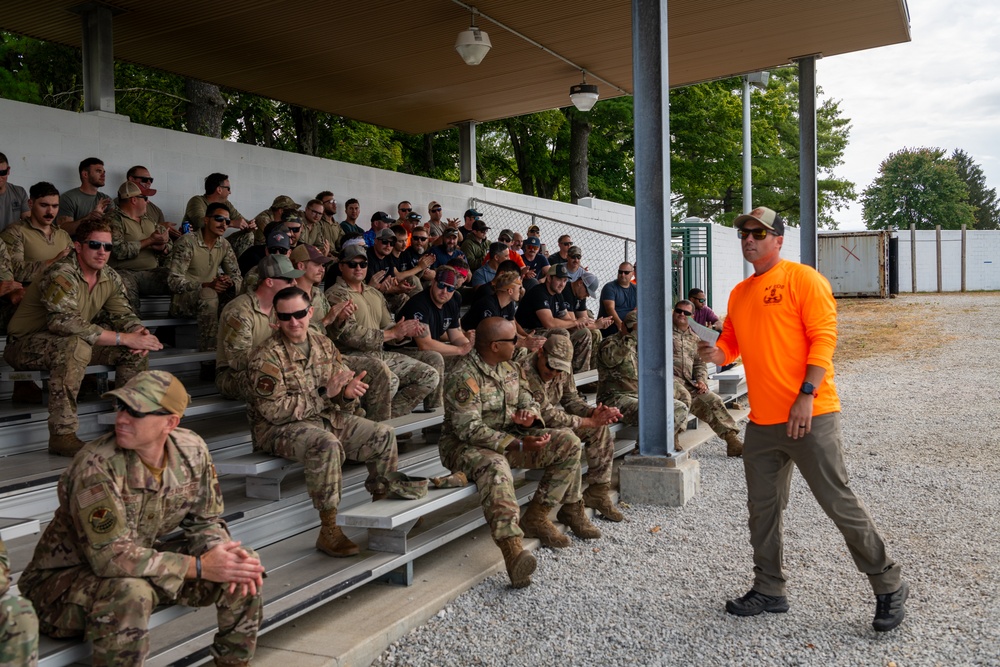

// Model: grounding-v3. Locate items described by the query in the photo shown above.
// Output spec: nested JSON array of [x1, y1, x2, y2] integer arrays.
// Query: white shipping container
[[817, 230, 890, 298]]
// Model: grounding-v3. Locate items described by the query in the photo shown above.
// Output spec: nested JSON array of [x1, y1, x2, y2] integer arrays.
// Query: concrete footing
[[619, 453, 700, 506]]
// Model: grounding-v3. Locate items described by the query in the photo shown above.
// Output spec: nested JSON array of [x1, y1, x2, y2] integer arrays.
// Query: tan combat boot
[[520, 499, 571, 548], [724, 432, 744, 457], [582, 483, 624, 522], [497, 537, 536, 588], [316, 509, 360, 557], [556, 501, 602, 540], [48, 432, 86, 457]]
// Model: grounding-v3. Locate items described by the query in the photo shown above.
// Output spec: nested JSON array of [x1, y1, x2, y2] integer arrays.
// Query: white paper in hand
[[687, 317, 720, 345]]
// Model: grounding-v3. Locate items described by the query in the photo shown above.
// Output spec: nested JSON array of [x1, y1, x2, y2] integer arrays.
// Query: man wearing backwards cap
[[698, 206, 908, 631], [397, 266, 473, 371], [19, 371, 264, 666], [167, 201, 242, 351], [107, 181, 172, 314], [215, 254, 303, 402], [247, 287, 398, 558], [518, 330, 624, 523]]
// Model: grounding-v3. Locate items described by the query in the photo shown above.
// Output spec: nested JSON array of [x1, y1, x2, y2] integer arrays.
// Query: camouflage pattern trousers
[[3, 334, 148, 436], [342, 354, 399, 423], [537, 327, 599, 373], [256, 412, 398, 509], [170, 286, 236, 352], [675, 383, 738, 437], [118, 267, 171, 316], [0, 591, 38, 667], [215, 367, 247, 402], [580, 425, 615, 485], [348, 349, 441, 417], [601, 392, 689, 440], [24, 559, 262, 667], [442, 428, 582, 542]]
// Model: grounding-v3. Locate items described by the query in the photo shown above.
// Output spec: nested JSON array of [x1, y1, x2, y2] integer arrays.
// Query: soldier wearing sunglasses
[[4, 219, 163, 456]]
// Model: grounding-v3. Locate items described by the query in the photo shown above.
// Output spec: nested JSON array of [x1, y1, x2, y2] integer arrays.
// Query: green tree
[[862, 147, 975, 230], [951, 148, 1000, 229]]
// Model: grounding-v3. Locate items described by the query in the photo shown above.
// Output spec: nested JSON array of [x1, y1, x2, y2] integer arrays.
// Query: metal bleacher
[[0, 300, 746, 666]]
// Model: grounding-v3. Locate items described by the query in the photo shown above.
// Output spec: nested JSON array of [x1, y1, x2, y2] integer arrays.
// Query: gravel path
[[374, 293, 1000, 667]]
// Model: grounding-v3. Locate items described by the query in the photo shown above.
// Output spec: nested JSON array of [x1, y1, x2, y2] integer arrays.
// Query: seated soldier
[[290, 243, 395, 422], [182, 173, 255, 258], [19, 371, 264, 667], [167, 202, 242, 351], [520, 235, 548, 288], [326, 245, 441, 418], [689, 287, 722, 331], [673, 299, 743, 456], [4, 219, 162, 456], [517, 331, 625, 521], [597, 310, 689, 443], [56, 157, 112, 237], [240, 226, 291, 294], [515, 264, 598, 372], [0, 537, 38, 666], [108, 181, 172, 314], [301, 198, 343, 257], [0, 224, 24, 336], [252, 195, 299, 245], [246, 287, 399, 557], [216, 255, 302, 401], [396, 267, 472, 371], [1, 181, 73, 285], [439, 317, 600, 589], [366, 227, 414, 314]]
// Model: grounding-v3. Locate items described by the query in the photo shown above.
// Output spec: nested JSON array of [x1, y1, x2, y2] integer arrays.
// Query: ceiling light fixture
[[455, 8, 492, 66], [569, 71, 599, 112]]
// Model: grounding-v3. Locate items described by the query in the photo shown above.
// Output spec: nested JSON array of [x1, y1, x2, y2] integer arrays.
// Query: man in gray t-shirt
[[57, 157, 113, 237], [0, 153, 29, 230]]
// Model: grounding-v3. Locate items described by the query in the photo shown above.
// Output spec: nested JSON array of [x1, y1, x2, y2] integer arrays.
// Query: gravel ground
[[373, 293, 1000, 667]]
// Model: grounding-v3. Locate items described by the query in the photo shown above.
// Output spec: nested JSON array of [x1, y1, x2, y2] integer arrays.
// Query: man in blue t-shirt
[[430, 228, 467, 268], [600, 261, 637, 336]]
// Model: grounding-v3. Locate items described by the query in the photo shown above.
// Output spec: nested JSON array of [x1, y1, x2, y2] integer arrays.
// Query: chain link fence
[[471, 199, 635, 314]]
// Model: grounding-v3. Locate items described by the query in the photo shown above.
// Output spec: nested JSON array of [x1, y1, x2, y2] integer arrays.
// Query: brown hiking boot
[[48, 433, 86, 457], [12, 380, 43, 405], [520, 499, 570, 548], [316, 509, 360, 557], [725, 432, 744, 457], [556, 501, 602, 540], [583, 483, 624, 522], [497, 537, 536, 588]]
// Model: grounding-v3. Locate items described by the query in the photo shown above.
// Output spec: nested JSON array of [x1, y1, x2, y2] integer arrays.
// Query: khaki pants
[[743, 412, 902, 596]]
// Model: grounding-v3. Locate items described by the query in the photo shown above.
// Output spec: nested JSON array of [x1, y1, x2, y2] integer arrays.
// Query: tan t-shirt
[[0, 220, 73, 283]]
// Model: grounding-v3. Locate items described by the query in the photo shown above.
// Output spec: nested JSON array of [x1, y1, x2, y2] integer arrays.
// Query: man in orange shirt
[[698, 206, 907, 632]]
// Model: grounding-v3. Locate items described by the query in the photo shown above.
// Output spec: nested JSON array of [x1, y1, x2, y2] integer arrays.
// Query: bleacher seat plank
[[0, 517, 39, 541]]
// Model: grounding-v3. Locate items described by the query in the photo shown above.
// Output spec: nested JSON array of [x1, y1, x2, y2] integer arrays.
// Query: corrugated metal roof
[[0, 0, 910, 133]]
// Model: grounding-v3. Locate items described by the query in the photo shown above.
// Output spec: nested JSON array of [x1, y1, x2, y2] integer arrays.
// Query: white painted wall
[[895, 228, 1000, 292]]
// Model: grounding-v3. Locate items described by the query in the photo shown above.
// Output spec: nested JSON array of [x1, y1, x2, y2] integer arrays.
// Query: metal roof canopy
[[2, 0, 910, 134]]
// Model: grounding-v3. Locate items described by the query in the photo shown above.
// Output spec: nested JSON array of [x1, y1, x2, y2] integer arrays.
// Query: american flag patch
[[77, 484, 108, 508]]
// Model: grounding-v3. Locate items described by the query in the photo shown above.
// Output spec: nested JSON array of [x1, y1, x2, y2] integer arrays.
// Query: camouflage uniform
[[247, 329, 398, 504], [517, 345, 615, 486], [0, 539, 38, 667], [18, 429, 263, 666], [310, 285, 397, 421], [438, 349, 583, 542], [302, 219, 344, 256], [107, 208, 172, 314], [596, 330, 639, 426], [326, 277, 441, 417], [215, 291, 272, 401], [181, 196, 244, 232], [3, 256, 147, 436], [0, 219, 73, 284], [0, 238, 19, 334], [673, 325, 738, 438], [167, 232, 242, 351]]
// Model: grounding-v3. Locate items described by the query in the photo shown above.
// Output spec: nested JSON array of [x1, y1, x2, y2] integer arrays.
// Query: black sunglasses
[[116, 399, 171, 418], [285, 226, 302, 233], [694, 296, 706, 302], [499, 236, 512, 243], [0, 168, 10, 177], [275, 308, 309, 321], [435, 281, 456, 293], [211, 215, 231, 223], [399, 208, 412, 213], [411, 236, 429, 242], [674, 308, 693, 316], [737, 228, 771, 240], [560, 241, 572, 246], [491, 336, 518, 345], [343, 261, 368, 269], [86, 240, 113, 251], [544, 359, 563, 373], [137, 176, 154, 184], [618, 270, 632, 275], [430, 207, 442, 212], [269, 247, 289, 255]]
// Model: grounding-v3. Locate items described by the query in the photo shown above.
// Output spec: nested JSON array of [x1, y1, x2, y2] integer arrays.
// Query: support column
[[797, 56, 818, 267], [742, 77, 754, 279], [458, 121, 477, 184], [74, 2, 119, 114]]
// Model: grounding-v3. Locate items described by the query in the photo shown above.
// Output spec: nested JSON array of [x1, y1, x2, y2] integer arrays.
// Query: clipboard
[[687, 317, 720, 345]]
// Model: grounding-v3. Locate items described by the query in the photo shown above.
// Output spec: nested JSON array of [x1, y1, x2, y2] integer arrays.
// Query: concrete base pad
[[619, 454, 701, 506]]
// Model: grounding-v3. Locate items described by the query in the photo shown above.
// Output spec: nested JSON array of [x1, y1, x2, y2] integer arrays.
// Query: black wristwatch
[[800, 381, 815, 396]]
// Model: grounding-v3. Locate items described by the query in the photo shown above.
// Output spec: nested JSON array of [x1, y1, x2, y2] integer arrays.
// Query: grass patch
[[836, 296, 951, 362]]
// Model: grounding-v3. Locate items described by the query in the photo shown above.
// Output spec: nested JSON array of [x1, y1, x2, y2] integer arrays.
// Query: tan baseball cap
[[542, 332, 573, 373], [103, 370, 190, 417]]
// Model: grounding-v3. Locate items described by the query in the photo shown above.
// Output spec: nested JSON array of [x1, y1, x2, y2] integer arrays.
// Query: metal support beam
[[458, 121, 477, 184], [742, 77, 754, 279], [633, 0, 673, 456], [74, 2, 119, 113], [797, 56, 818, 267]]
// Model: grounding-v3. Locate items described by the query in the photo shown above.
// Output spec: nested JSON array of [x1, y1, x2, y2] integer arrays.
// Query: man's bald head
[[476, 317, 516, 355]]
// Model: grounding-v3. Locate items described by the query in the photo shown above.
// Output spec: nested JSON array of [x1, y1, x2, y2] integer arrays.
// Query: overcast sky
[[815, 0, 1000, 229]]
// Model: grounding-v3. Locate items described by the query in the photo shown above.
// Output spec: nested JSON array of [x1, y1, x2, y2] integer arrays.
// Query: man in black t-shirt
[[397, 267, 471, 370], [521, 236, 548, 289], [515, 264, 598, 372], [367, 227, 413, 313]]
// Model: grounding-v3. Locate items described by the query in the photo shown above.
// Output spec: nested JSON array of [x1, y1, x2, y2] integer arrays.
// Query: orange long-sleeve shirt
[[716, 259, 841, 425]]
